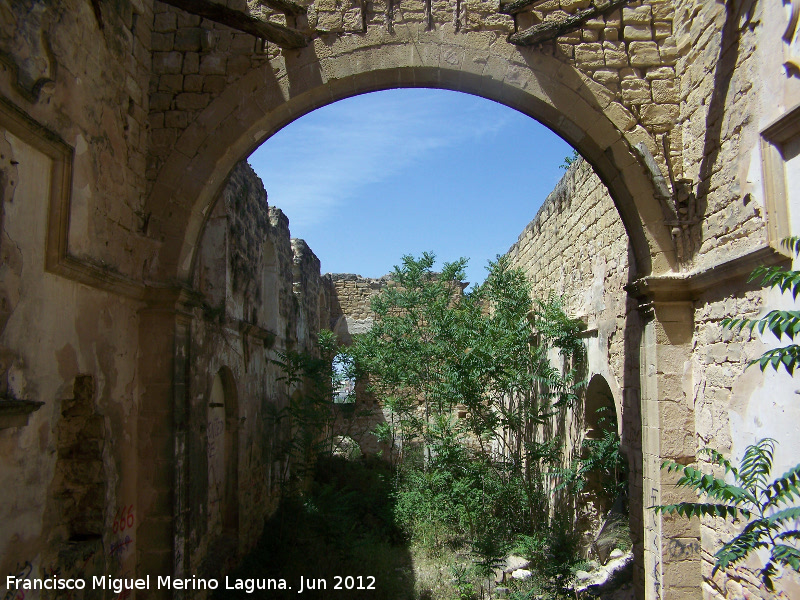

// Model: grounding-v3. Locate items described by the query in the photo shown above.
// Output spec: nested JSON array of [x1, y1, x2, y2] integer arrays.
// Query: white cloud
[[247, 89, 512, 229]]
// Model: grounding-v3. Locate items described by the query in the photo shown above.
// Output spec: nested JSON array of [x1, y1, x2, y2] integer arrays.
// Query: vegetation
[[340, 253, 621, 597], [267, 329, 360, 490], [655, 440, 800, 590], [215, 455, 413, 600], [550, 405, 627, 504], [559, 149, 580, 171], [229, 252, 630, 599], [655, 236, 800, 591], [722, 237, 800, 374]]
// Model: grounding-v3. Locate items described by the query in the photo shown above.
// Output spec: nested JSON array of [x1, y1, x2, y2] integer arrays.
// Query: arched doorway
[[207, 367, 239, 562], [145, 65, 677, 287]]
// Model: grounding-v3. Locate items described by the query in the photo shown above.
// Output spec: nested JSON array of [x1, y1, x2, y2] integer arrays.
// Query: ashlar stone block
[[622, 5, 652, 24], [651, 78, 677, 103], [629, 41, 662, 67], [621, 77, 651, 104], [575, 43, 605, 68], [624, 24, 653, 41], [603, 40, 628, 67]]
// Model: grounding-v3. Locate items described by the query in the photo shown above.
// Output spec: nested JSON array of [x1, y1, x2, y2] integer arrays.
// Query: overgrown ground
[[214, 455, 600, 600]]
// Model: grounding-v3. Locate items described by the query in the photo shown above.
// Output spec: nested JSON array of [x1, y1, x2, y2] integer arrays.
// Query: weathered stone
[[651, 78, 677, 103], [158, 73, 183, 93], [629, 41, 662, 66], [174, 92, 210, 111], [177, 54, 196, 75], [151, 32, 174, 52], [153, 11, 177, 33], [576, 43, 605, 68], [592, 68, 621, 86], [199, 54, 227, 75], [174, 28, 203, 52], [603, 40, 628, 67], [583, 28, 600, 42], [621, 77, 651, 103], [639, 103, 678, 127], [153, 51, 183, 74], [0, 5, 796, 600], [654, 20, 672, 39], [624, 24, 653, 41], [183, 73, 203, 92], [622, 5, 652, 24]]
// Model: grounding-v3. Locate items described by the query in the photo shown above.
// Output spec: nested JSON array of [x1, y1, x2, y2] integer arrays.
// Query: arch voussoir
[[144, 30, 677, 285]]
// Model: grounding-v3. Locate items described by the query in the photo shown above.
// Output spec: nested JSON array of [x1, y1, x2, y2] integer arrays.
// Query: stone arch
[[331, 435, 362, 460], [577, 374, 628, 560], [584, 373, 620, 441], [207, 367, 239, 541], [145, 43, 676, 285]]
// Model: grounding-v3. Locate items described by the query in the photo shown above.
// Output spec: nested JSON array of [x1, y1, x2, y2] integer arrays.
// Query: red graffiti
[[112, 505, 135, 533]]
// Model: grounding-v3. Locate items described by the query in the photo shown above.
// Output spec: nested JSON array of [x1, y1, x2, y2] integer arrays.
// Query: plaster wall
[[0, 120, 142, 595]]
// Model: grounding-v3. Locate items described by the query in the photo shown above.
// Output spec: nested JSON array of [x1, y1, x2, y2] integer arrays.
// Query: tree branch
[[159, 0, 310, 49], [508, 0, 629, 46], [499, 0, 544, 16], [259, 0, 307, 17]]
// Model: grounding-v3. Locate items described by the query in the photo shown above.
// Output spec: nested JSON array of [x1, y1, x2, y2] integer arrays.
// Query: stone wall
[[0, 104, 144, 592], [506, 151, 800, 598], [506, 157, 641, 557], [187, 160, 323, 579], [507, 158, 631, 427], [1, 1, 800, 598], [324, 273, 390, 345], [1, 0, 157, 280], [322, 274, 394, 457]]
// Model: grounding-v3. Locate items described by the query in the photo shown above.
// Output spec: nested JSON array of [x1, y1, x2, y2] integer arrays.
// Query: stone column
[[136, 296, 192, 599], [640, 298, 701, 600]]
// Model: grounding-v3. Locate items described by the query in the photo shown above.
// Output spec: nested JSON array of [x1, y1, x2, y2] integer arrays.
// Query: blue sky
[[248, 88, 573, 288]]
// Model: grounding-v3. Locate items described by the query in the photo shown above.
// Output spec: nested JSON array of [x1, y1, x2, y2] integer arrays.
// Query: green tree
[[655, 440, 800, 590], [348, 253, 587, 574], [269, 329, 343, 488]]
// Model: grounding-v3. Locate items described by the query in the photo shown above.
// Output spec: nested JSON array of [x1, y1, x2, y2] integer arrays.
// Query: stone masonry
[[507, 154, 800, 598]]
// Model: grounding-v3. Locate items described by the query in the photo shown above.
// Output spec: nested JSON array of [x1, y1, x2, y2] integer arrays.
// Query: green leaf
[[781, 236, 800, 257], [652, 502, 747, 520], [771, 544, 800, 572], [766, 506, 800, 526]]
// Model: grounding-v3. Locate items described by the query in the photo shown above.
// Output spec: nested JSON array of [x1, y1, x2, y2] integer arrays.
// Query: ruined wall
[[507, 108, 800, 600], [1, 0, 800, 598], [507, 158, 631, 422], [322, 274, 393, 457], [188, 161, 323, 578], [324, 273, 390, 345], [669, 0, 800, 597], [0, 2, 156, 588], [505, 158, 639, 557], [0, 103, 143, 595], [0, 0, 157, 280]]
